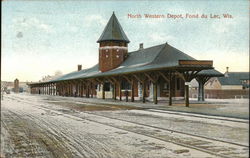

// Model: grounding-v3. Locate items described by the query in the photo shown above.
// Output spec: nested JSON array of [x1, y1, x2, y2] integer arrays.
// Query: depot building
[[29, 12, 223, 107]]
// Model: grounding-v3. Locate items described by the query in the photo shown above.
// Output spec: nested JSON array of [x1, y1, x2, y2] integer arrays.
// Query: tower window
[[116, 49, 119, 52], [106, 55, 109, 58], [105, 49, 108, 52], [116, 55, 119, 58]]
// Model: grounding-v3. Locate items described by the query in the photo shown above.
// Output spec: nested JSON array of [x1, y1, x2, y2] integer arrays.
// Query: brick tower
[[14, 78, 19, 93], [97, 12, 130, 72]]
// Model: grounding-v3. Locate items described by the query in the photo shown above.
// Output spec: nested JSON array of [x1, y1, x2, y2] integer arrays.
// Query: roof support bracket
[[158, 71, 170, 83], [145, 72, 159, 84]]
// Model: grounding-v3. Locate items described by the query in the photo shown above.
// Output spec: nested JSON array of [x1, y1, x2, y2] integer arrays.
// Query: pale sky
[[2, 0, 249, 82]]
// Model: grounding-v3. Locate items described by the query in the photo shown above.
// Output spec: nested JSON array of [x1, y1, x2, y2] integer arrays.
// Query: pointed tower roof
[[97, 12, 130, 43]]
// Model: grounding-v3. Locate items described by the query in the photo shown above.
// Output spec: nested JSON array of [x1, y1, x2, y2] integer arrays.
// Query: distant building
[[205, 72, 249, 90], [1, 80, 29, 93], [14, 79, 19, 93], [190, 67, 249, 99]]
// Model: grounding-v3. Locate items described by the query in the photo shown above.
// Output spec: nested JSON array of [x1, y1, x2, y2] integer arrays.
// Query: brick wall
[[99, 49, 127, 72], [190, 89, 249, 99], [99, 41, 128, 72]]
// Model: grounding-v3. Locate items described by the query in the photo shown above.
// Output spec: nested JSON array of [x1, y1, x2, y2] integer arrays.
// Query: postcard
[[1, 1, 249, 157]]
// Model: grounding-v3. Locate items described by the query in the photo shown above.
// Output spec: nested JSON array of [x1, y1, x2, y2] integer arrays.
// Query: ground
[[1, 93, 249, 158]]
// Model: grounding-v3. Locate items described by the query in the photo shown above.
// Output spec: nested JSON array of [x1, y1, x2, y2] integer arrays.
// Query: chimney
[[77, 64, 82, 71], [139, 43, 143, 50]]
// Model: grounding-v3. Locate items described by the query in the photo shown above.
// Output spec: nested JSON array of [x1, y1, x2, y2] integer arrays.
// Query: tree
[[54, 70, 63, 77]]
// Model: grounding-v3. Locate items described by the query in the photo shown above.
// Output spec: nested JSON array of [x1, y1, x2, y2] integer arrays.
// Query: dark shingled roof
[[197, 69, 224, 77], [44, 43, 217, 83], [97, 12, 130, 43], [218, 72, 249, 85]]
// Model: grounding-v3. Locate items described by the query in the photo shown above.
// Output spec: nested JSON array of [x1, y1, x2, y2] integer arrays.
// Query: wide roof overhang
[[28, 60, 216, 86]]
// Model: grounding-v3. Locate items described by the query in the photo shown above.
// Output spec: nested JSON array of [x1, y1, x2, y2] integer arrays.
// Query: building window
[[114, 41, 118, 46], [121, 80, 131, 90], [163, 83, 169, 90], [147, 82, 150, 90], [116, 55, 119, 58], [104, 82, 111, 91], [116, 49, 119, 52], [176, 78, 180, 90], [106, 49, 108, 52], [106, 55, 109, 58]]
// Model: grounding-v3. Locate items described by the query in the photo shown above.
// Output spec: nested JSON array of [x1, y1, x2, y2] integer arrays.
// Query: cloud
[[192, 50, 249, 72], [13, 17, 53, 33], [84, 15, 106, 27], [16, 32, 23, 38], [148, 32, 175, 43], [211, 18, 236, 34], [69, 26, 79, 33], [144, 18, 164, 26]]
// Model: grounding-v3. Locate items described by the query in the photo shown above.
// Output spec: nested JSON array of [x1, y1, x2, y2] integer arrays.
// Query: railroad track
[[5, 95, 249, 146], [5, 95, 249, 158], [85, 111, 248, 147], [37, 94, 249, 123], [5, 95, 249, 140], [9, 94, 248, 123], [36, 105, 249, 158], [145, 109, 249, 123]]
